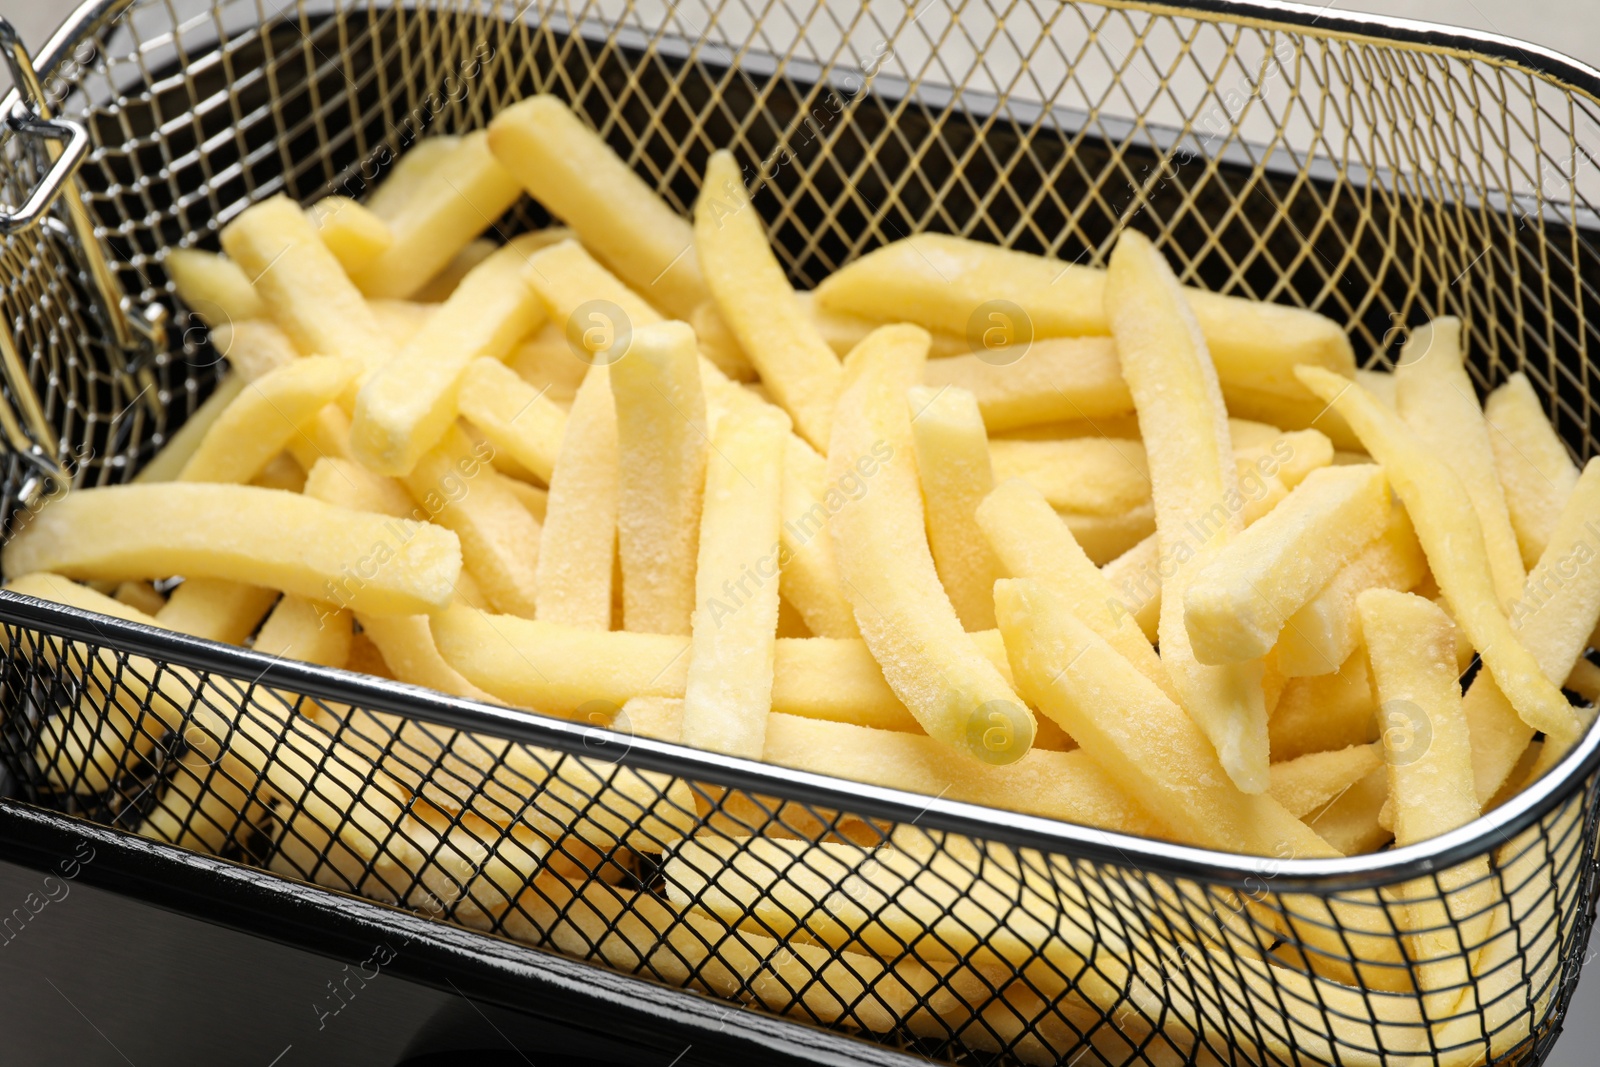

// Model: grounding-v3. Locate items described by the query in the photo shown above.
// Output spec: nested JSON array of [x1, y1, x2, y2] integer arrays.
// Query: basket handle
[[0, 21, 89, 235]]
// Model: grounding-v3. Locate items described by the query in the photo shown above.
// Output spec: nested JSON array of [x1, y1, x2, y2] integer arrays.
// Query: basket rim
[[3, 588, 1595, 894]]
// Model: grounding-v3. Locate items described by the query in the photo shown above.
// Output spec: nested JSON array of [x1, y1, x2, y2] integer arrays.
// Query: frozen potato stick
[[306, 196, 391, 274], [165, 248, 265, 325], [535, 367, 617, 628], [1275, 502, 1425, 677], [987, 436, 1149, 515], [401, 425, 540, 619], [138, 748, 271, 856], [114, 580, 166, 615], [412, 237, 499, 303], [1485, 372, 1580, 569], [212, 319, 299, 383], [977, 478, 1176, 703], [1266, 743, 1383, 819], [687, 299, 757, 380], [1465, 458, 1600, 804], [3, 484, 462, 615], [1395, 318, 1526, 605], [350, 131, 523, 300], [1298, 365, 1581, 742], [488, 96, 708, 318], [303, 456, 415, 518], [1106, 230, 1270, 793], [254, 594, 352, 668], [456, 358, 567, 483], [681, 406, 787, 758], [827, 325, 1035, 764], [155, 577, 278, 645], [352, 234, 550, 476], [1269, 651, 1379, 760], [134, 375, 247, 483], [178, 356, 361, 483], [815, 232, 1356, 399], [356, 613, 498, 701], [220, 194, 389, 372], [1359, 589, 1492, 1006], [363, 135, 460, 218], [695, 150, 841, 450], [1185, 464, 1390, 665], [921, 337, 1130, 431], [774, 453, 859, 638], [611, 321, 710, 634], [907, 385, 1004, 631]]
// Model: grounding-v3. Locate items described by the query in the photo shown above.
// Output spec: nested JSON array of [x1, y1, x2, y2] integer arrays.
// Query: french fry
[[361, 134, 460, 218], [534, 366, 617, 629], [497, 473, 548, 523], [400, 425, 540, 618], [488, 96, 708, 318], [1184, 464, 1390, 664], [211, 319, 299, 383], [987, 436, 1150, 515], [827, 325, 1035, 764], [506, 325, 585, 405], [133, 375, 247, 483], [1298, 364, 1582, 743], [369, 299, 436, 349], [681, 406, 787, 757], [350, 131, 524, 300], [1302, 764, 1391, 856], [3, 484, 462, 616], [921, 337, 1131, 431], [1270, 652, 1378, 761], [1106, 230, 1270, 793], [1395, 318, 1526, 606], [307, 196, 392, 274], [302, 456, 414, 518], [1275, 502, 1426, 677], [178, 356, 361, 484], [138, 749, 273, 857], [114, 580, 166, 616], [687, 299, 757, 381], [695, 151, 841, 450], [611, 321, 710, 634], [1267, 743, 1383, 820], [254, 595, 352, 668], [355, 613, 497, 702], [977, 478, 1176, 702], [155, 577, 278, 645], [1485, 372, 1580, 569], [412, 237, 499, 303], [907, 385, 1004, 631], [165, 248, 265, 325], [774, 452, 860, 638], [1360, 588, 1493, 1006], [251, 453, 305, 493], [219, 194, 389, 372], [455, 357, 567, 483], [815, 232, 1355, 400]]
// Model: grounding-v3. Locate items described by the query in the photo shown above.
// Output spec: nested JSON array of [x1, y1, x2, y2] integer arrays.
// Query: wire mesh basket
[[3, 0, 1600, 1064]]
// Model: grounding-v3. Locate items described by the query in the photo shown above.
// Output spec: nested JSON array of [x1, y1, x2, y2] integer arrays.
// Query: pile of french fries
[[3, 93, 1596, 1063]]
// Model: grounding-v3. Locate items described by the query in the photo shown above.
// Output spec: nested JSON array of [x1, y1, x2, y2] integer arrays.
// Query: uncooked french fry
[[356, 613, 497, 702], [1485, 372, 1579, 569], [827, 325, 1035, 764], [179, 356, 361, 484], [351, 131, 524, 300], [815, 232, 1355, 400], [307, 196, 393, 274], [1275, 502, 1426, 677], [412, 237, 500, 303], [535, 367, 617, 629], [362, 135, 461, 218], [134, 375, 247, 483], [681, 406, 787, 758], [1221, 381, 1365, 452], [1395, 318, 1525, 606], [987, 436, 1150, 515], [303, 456, 414, 518], [3, 483, 462, 615], [114, 580, 166, 616], [695, 150, 841, 451], [907, 385, 1004, 631], [1298, 365, 1581, 743], [156, 577, 278, 645], [1184, 464, 1389, 664], [1269, 651, 1378, 761], [488, 96, 708, 318], [1267, 743, 1383, 820], [456, 357, 567, 483], [1106, 230, 1270, 793], [611, 321, 710, 634], [1303, 764, 1390, 856], [220, 194, 389, 372], [254, 594, 352, 668], [401, 425, 540, 619], [921, 337, 1131, 431], [687, 299, 757, 381], [165, 248, 265, 325], [774, 451, 860, 638], [212, 319, 299, 383]]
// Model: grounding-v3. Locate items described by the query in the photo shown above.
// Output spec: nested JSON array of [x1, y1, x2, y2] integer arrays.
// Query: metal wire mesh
[[2, 0, 1600, 1064]]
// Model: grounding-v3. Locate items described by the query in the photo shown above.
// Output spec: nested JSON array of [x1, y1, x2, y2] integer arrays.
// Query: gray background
[[0, 0, 1596, 1063]]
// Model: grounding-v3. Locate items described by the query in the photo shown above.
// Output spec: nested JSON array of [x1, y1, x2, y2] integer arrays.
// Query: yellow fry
[[796, 289, 968, 360], [828, 325, 1035, 764], [774, 454, 860, 638], [1221, 381, 1365, 452], [134, 375, 247, 483], [350, 131, 522, 300], [155, 577, 278, 644], [114, 580, 166, 615], [815, 232, 1355, 399], [687, 299, 757, 380], [220, 194, 388, 371], [3, 483, 461, 615], [921, 337, 1130, 431], [212, 319, 298, 383], [1395, 318, 1525, 605], [1106, 230, 1269, 793], [611, 321, 710, 634], [681, 406, 787, 757], [907, 385, 1004, 630], [1269, 651, 1378, 761], [535, 367, 617, 629], [1185, 464, 1390, 664], [1485, 372, 1579, 569], [352, 235, 549, 475], [306, 195, 392, 274], [1267, 743, 1383, 820], [489, 97, 706, 318], [362, 135, 460, 218], [179, 355, 361, 483], [165, 248, 264, 325], [1298, 365, 1580, 742], [987, 436, 1150, 515], [254, 594, 352, 668], [1302, 765, 1391, 856], [695, 150, 841, 450], [356, 612, 497, 701], [456, 357, 567, 483], [302, 456, 414, 517], [411, 236, 500, 303]]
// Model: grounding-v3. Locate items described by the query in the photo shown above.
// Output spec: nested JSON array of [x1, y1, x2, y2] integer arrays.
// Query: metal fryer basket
[[2, 0, 1600, 1064]]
